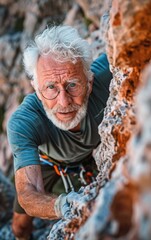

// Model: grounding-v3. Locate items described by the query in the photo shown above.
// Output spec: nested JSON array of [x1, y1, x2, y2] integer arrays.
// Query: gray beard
[[42, 97, 89, 131]]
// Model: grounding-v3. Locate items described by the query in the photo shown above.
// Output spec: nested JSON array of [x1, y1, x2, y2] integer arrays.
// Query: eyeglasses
[[39, 81, 86, 100]]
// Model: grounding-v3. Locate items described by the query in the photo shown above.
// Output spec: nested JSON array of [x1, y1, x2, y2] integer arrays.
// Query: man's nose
[[57, 89, 72, 107]]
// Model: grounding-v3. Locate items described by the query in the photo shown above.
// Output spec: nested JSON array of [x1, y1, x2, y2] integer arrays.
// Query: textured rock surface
[[95, 66, 138, 186], [127, 63, 151, 239], [107, 0, 151, 68], [75, 0, 103, 28]]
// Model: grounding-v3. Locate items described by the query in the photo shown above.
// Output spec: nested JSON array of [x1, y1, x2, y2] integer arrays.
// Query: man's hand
[[54, 191, 80, 219], [54, 193, 69, 218], [54, 185, 98, 219]]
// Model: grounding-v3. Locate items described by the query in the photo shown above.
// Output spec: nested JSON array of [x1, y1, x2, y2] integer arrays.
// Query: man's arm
[[15, 164, 58, 219]]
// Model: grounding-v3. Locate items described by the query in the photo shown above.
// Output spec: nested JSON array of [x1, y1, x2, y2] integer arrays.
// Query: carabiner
[[59, 169, 70, 193], [79, 165, 87, 185]]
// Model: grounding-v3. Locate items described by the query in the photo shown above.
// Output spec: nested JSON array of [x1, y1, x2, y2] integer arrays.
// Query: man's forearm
[[18, 190, 58, 219], [15, 165, 59, 219]]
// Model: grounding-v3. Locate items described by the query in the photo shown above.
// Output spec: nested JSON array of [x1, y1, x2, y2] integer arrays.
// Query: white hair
[[23, 25, 94, 84]]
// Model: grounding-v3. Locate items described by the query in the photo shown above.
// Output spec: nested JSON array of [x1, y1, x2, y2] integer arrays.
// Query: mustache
[[51, 104, 80, 114]]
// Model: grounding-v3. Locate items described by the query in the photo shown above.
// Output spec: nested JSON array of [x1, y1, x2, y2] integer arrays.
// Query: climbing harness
[[39, 152, 95, 193]]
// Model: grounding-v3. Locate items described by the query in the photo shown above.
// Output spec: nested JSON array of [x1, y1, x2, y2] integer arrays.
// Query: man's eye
[[47, 85, 55, 90], [68, 82, 76, 88]]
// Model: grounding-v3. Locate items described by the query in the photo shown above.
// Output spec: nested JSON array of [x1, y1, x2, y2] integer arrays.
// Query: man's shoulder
[[22, 92, 44, 112], [88, 53, 112, 124], [11, 93, 44, 117], [7, 93, 45, 133], [91, 53, 111, 75], [91, 53, 112, 90], [91, 53, 108, 67]]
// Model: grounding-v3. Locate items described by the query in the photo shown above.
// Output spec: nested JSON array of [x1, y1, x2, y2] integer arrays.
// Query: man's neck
[[69, 123, 81, 132]]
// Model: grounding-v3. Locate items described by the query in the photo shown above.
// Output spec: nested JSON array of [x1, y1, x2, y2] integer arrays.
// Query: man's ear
[[87, 78, 94, 95]]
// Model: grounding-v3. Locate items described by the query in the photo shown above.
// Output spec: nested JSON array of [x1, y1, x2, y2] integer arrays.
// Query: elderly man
[[7, 25, 112, 239]]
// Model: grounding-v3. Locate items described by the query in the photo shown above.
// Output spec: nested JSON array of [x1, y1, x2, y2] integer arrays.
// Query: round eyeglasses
[[39, 82, 86, 100]]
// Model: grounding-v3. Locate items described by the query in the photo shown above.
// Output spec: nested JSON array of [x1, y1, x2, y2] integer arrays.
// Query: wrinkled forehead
[[36, 55, 86, 85]]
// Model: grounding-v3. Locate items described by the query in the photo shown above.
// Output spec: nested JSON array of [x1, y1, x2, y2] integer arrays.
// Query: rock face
[[127, 63, 151, 239], [107, 0, 151, 68]]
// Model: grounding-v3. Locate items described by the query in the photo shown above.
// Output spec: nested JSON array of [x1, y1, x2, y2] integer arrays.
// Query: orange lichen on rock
[[95, 66, 138, 186], [110, 182, 137, 237], [64, 201, 93, 239], [96, 0, 151, 186], [107, 0, 151, 68]]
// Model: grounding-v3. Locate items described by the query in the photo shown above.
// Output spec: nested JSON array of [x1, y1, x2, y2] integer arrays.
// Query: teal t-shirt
[[7, 53, 112, 171]]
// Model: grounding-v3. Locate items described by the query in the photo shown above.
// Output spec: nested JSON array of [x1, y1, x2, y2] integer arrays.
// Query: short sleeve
[[7, 114, 41, 172]]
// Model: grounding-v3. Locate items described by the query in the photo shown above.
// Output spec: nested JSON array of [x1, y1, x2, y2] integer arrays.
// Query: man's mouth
[[56, 111, 76, 121], [57, 110, 74, 114]]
